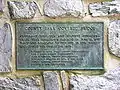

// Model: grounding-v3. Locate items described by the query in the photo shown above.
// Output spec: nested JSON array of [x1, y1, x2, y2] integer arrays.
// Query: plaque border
[[15, 22, 104, 70]]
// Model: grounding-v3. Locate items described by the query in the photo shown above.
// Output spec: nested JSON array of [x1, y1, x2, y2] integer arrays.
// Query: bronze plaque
[[16, 22, 104, 70]]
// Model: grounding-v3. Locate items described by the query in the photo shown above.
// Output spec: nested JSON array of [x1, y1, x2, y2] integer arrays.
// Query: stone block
[[70, 67, 120, 90], [0, 0, 4, 12], [43, 0, 85, 18], [0, 23, 12, 72], [60, 71, 69, 90], [108, 20, 120, 57], [7, 1, 38, 19], [0, 77, 40, 90], [43, 71, 61, 90], [89, 1, 120, 16]]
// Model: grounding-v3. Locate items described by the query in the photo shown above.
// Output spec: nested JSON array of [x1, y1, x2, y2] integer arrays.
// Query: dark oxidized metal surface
[[16, 22, 104, 70]]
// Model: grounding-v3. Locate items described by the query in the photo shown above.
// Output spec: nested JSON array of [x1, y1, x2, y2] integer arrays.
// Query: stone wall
[[0, 0, 120, 90]]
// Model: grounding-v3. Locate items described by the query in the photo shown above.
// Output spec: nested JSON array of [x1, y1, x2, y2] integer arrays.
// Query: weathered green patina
[[16, 22, 104, 70]]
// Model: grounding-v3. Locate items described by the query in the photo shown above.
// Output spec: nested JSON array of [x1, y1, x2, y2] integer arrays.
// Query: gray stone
[[0, 77, 40, 90], [0, 0, 3, 12], [108, 20, 120, 57], [43, 71, 61, 90], [60, 71, 69, 90], [70, 67, 120, 90], [89, 1, 120, 16], [7, 1, 38, 19], [0, 23, 12, 72], [43, 0, 85, 18], [113, 0, 120, 1]]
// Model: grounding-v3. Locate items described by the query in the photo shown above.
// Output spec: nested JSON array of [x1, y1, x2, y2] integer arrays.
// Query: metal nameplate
[[16, 22, 104, 70]]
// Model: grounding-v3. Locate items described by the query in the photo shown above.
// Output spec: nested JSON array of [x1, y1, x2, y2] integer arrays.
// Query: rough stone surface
[[108, 20, 120, 57], [7, 1, 38, 19], [60, 71, 69, 90], [0, 77, 40, 90], [0, 0, 3, 12], [70, 67, 120, 90], [0, 23, 12, 72], [43, 0, 85, 18], [43, 71, 61, 90], [89, 1, 120, 16]]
